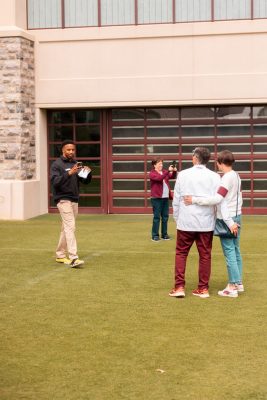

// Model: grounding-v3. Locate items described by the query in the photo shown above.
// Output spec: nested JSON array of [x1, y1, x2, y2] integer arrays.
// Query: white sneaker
[[70, 258, 84, 268], [218, 285, 238, 298], [236, 284, 245, 292], [169, 287, 185, 298]]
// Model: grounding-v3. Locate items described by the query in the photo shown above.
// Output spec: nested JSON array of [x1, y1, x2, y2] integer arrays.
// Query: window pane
[[113, 197, 145, 207], [84, 160, 101, 175], [217, 106, 251, 119], [49, 126, 73, 141], [232, 160, 251, 172], [254, 143, 267, 153], [113, 179, 144, 191], [253, 198, 267, 207], [253, 0, 267, 18], [181, 107, 214, 119], [49, 144, 62, 158], [112, 109, 144, 121], [254, 179, 267, 191], [217, 125, 250, 137], [253, 106, 267, 119], [64, 0, 98, 27], [50, 111, 73, 124], [217, 144, 251, 153], [147, 108, 179, 120], [147, 144, 178, 155], [101, 0, 135, 25], [113, 145, 144, 155], [113, 161, 144, 173], [181, 126, 214, 137], [242, 199, 251, 207], [75, 110, 100, 123], [138, 0, 173, 23], [79, 178, 100, 194], [76, 126, 100, 141], [147, 126, 179, 138], [181, 144, 215, 154], [79, 196, 101, 207], [214, 0, 251, 20], [254, 160, 267, 172], [253, 125, 267, 137], [112, 127, 144, 139], [28, 0, 62, 28], [176, 0, 211, 22], [76, 144, 100, 157], [241, 179, 251, 191]]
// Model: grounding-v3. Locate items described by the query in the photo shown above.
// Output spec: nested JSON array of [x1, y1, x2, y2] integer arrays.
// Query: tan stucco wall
[[0, 0, 46, 220], [33, 20, 267, 108], [0, 0, 27, 29], [1, 0, 267, 219]]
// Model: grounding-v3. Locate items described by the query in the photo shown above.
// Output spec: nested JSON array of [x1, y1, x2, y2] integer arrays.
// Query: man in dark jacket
[[50, 140, 92, 267]]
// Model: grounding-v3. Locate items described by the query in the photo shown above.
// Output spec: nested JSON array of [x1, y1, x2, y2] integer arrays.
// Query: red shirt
[[149, 169, 177, 199]]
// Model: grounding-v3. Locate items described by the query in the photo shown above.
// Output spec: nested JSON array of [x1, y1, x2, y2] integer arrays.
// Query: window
[[216, 106, 251, 119], [48, 106, 267, 214], [101, 0, 135, 25], [214, 0, 251, 20], [27, 0, 267, 28], [64, 0, 98, 27], [28, 0, 62, 28], [175, 0, 211, 22], [138, 0, 173, 24], [48, 109, 102, 209], [254, 0, 267, 18]]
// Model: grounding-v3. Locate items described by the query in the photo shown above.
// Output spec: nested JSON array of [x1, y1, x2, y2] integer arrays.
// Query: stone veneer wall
[[0, 36, 35, 180]]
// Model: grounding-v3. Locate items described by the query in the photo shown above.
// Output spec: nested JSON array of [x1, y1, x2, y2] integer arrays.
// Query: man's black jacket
[[50, 156, 92, 204]]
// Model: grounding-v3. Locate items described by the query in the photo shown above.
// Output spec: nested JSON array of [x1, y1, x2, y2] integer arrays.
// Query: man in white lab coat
[[169, 147, 220, 299]]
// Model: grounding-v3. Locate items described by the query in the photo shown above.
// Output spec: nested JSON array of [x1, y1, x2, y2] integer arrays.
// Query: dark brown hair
[[217, 150, 235, 166], [151, 158, 163, 168]]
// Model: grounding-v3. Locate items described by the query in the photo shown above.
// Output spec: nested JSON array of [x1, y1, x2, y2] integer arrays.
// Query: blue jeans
[[220, 215, 243, 284], [151, 198, 169, 238]]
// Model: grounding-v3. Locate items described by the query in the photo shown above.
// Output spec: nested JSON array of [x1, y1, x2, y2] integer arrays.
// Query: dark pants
[[174, 230, 214, 290], [151, 198, 169, 239]]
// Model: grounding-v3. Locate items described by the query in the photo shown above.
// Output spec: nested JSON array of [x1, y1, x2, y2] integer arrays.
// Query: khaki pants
[[56, 200, 79, 260]]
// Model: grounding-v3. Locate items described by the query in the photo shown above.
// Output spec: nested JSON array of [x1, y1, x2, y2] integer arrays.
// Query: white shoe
[[169, 287, 185, 298], [192, 288, 210, 298], [70, 258, 84, 268], [218, 285, 238, 298], [236, 284, 245, 292]]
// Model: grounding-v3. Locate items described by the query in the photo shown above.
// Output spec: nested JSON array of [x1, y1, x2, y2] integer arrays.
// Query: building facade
[[0, 0, 267, 219]]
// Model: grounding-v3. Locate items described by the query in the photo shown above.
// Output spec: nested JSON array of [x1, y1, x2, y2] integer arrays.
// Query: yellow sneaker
[[56, 257, 71, 265], [70, 259, 84, 268]]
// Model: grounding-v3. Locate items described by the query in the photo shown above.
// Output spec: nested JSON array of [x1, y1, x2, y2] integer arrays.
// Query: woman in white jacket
[[184, 150, 243, 298]]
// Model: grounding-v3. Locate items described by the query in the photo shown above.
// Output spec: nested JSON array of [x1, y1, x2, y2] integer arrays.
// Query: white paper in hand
[[78, 168, 90, 179]]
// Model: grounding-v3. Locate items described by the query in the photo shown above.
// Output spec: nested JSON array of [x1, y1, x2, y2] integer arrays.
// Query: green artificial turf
[[0, 215, 266, 400]]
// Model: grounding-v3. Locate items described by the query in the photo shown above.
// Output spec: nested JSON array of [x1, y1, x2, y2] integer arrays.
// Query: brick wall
[[0, 36, 35, 180]]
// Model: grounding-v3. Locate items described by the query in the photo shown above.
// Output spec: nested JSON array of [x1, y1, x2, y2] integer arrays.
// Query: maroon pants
[[175, 230, 214, 290]]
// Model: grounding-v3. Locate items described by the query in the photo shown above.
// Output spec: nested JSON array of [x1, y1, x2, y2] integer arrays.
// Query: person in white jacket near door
[[184, 150, 243, 298], [169, 147, 221, 299]]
